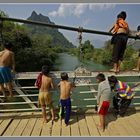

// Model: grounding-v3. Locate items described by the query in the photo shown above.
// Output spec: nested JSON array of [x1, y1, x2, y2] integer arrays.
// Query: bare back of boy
[[0, 50, 15, 68], [59, 81, 72, 100], [39, 75, 54, 92]]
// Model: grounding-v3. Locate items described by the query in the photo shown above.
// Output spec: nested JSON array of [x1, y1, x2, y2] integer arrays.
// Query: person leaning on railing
[[109, 11, 130, 73], [132, 25, 140, 71], [0, 42, 15, 98], [35, 65, 55, 123], [108, 75, 135, 117]]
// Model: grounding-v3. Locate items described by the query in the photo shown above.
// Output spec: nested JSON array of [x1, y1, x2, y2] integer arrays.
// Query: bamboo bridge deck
[[0, 110, 140, 136]]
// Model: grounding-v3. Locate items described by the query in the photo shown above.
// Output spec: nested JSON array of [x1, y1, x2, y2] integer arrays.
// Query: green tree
[[80, 40, 94, 60]]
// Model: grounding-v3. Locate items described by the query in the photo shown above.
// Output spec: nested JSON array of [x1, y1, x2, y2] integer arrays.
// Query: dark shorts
[[98, 101, 110, 116], [113, 95, 131, 115], [60, 98, 71, 125], [0, 67, 12, 84], [112, 33, 128, 63]]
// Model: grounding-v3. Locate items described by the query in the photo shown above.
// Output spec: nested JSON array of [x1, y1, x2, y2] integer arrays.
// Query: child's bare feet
[[96, 124, 104, 132], [65, 123, 68, 127], [132, 68, 139, 71], [43, 119, 48, 124], [109, 68, 116, 72]]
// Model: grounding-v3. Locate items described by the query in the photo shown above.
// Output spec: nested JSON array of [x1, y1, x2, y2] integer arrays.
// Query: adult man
[[0, 42, 15, 97]]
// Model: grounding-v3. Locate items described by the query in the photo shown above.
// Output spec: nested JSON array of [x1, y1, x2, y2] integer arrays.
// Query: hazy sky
[[0, 3, 140, 47]]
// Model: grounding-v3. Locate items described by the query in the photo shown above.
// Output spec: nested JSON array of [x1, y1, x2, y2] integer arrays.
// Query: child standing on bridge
[[35, 65, 55, 123], [58, 72, 75, 126], [96, 73, 111, 132]]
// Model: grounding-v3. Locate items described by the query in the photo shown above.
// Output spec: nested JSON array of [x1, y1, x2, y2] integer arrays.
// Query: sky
[[0, 3, 140, 47]]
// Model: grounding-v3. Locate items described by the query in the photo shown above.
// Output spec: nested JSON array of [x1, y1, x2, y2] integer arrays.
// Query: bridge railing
[[0, 72, 140, 113]]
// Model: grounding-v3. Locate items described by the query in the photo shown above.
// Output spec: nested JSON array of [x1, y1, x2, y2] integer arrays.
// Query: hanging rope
[[78, 26, 83, 62]]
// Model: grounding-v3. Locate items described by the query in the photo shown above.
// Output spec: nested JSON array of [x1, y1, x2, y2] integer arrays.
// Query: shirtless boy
[[58, 72, 75, 126], [0, 42, 15, 97], [35, 65, 55, 123]]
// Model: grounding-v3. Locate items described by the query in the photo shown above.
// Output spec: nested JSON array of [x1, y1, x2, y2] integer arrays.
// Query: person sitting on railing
[[109, 11, 129, 73], [0, 42, 15, 98], [108, 75, 134, 117], [96, 73, 111, 132], [35, 65, 55, 123], [57, 72, 75, 126]]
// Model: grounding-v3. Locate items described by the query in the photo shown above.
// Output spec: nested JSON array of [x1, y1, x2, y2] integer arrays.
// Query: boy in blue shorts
[[58, 72, 75, 126], [0, 42, 15, 97]]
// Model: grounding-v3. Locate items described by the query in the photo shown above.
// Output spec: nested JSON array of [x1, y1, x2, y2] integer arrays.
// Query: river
[[54, 53, 110, 71]]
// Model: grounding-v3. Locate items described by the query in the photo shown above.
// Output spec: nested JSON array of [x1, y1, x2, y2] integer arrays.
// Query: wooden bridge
[[1, 71, 140, 136], [0, 110, 140, 136]]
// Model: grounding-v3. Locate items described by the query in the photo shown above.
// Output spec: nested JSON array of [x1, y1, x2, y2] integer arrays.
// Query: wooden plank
[[135, 112, 140, 119], [12, 119, 29, 136], [3, 119, 20, 136], [78, 115, 90, 136], [85, 115, 100, 136], [121, 115, 138, 135], [0, 119, 3, 124], [41, 120, 52, 136], [51, 119, 61, 136], [114, 117, 131, 136], [107, 114, 123, 136], [127, 113, 140, 135], [70, 115, 80, 136], [31, 118, 43, 136], [92, 114, 109, 136], [22, 118, 37, 136], [0, 119, 12, 136], [108, 114, 129, 136], [61, 119, 70, 136]]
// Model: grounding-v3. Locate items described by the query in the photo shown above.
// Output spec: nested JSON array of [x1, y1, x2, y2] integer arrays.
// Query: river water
[[54, 53, 110, 71]]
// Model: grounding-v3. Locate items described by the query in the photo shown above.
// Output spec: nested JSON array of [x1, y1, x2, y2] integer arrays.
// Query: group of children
[[35, 65, 75, 126], [96, 73, 135, 132], [35, 65, 135, 132], [0, 10, 139, 132]]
